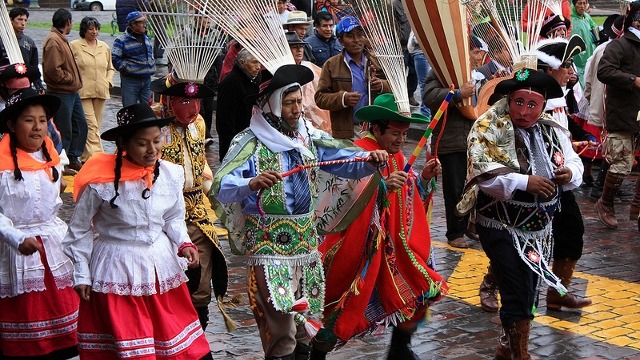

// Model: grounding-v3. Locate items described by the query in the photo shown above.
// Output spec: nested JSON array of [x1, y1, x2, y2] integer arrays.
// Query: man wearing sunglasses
[[535, 34, 596, 311]]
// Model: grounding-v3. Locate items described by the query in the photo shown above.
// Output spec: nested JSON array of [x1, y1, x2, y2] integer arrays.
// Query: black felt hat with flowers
[[101, 103, 175, 141], [150, 71, 215, 99], [0, 62, 41, 83], [493, 68, 564, 99], [0, 88, 60, 133]]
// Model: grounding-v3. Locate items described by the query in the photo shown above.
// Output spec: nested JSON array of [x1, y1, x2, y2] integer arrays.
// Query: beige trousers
[[247, 265, 309, 358], [80, 98, 106, 162]]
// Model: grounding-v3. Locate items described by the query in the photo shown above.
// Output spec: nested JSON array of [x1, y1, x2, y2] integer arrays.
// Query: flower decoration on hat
[[515, 69, 530, 81], [117, 109, 134, 127], [185, 83, 199, 97], [14, 63, 26, 75], [5, 92, 20, 107]]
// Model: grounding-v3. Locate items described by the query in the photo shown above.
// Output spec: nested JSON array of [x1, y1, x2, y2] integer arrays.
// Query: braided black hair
[[9, 133, 23, 181], [141, 161, 161, 199], [109, 147, 124, 208], [113, 131, 163, 204], [40, 141, 59, 183]]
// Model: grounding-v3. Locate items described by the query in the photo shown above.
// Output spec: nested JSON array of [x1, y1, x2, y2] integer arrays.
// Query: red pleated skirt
[[0, 245, 79, 357], [77, 283, 210, 359]]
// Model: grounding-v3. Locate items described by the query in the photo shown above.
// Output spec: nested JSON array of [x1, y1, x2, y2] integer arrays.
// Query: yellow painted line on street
[[434, 242, 640, 351]]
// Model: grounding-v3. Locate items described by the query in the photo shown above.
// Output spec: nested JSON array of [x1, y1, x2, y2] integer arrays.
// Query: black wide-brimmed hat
[[0, 63, 41, 83], [150, 72, 215, 99], [539, 14, 571, 38], [601, 14, 624, 41], [536, 34, 586, 70], [493, 68, 564, 99], [285, 30, 308, 46], [244, 64, 314, 106], [0, 88, 61, 133], [101, 103, 175, 141]]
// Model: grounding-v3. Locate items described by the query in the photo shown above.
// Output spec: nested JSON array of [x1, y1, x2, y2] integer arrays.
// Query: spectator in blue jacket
[[304, 11, 343, 67], [112, 11, 155, 107]]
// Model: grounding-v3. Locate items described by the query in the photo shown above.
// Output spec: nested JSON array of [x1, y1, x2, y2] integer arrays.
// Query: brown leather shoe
[[464, 222, 479, 241], [494, 334, 511, 360], [595, 198, 618, 229], [68, 161, 83, 171], [546, 288, 592, 310], [479, 266, 499, 312], [447, 237, 468, 248], [595, 173, 624, 229], [62, 165, 77, 176], [547, 258, 593, 310]]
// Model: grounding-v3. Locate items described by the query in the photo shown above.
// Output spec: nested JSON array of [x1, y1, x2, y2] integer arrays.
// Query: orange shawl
[[73, 153, 156, 201], [0, 135, 60, 180]]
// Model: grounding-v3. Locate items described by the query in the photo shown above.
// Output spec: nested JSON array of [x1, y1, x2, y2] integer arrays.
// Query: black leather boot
[[386, 327, 420, 360], [195, 306, 209, 331], [294, 343, 310, 360]]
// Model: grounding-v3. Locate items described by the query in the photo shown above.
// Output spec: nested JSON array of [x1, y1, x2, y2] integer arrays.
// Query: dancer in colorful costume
[[0, 88, 78, 359], [211, 64, 388, 360], [310, 93, 448, 360], [465, 69, 583, 359], [150, 73, 230, 332]]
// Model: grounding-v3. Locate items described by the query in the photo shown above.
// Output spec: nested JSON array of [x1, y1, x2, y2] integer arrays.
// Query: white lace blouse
[[63, 160, 193, 296], [0, 152, 73, 298]]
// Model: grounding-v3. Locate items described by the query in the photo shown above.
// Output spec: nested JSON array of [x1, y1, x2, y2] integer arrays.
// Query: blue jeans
[[413, 53, 432, 118], [120, 75, 152, 107], [48, 91, 87, 162]]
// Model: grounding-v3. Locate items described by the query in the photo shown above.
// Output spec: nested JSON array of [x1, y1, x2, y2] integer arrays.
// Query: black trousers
[[479, 224, 538, 327], [439, 152, 468, 240], [552, 190, 585, 260]]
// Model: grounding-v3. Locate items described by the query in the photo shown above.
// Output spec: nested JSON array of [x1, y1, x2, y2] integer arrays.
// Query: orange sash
[[73, 153, 156, 201], [0, 135, 60, 180]]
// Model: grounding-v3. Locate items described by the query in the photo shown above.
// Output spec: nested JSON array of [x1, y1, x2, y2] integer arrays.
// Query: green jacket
[[571, 5, 598, 86]]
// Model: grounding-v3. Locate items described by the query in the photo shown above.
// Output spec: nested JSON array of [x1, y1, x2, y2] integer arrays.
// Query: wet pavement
[[23, 8, 640, 360]]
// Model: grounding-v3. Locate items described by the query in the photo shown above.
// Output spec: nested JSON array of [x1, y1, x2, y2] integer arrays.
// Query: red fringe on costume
[[77, 283, 210, 359], [0, 246, 79, 357]]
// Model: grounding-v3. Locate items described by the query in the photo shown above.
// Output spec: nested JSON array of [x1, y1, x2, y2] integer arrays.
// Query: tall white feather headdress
[[186, 0, 294, 75], [139, 0, 226, 83]]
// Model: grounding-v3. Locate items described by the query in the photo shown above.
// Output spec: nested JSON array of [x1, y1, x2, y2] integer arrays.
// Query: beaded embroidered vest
[[161, 120, 209, 224], [244, 140, 319, 257], [245, 140, 325, 314]]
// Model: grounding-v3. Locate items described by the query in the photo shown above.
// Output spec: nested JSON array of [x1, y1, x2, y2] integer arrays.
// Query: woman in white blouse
[[0, 88, 79, 358], [63, 103, 213, 359]]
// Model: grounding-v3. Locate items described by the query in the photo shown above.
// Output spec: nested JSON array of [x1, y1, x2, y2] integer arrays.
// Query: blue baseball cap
[[336, 16, 362, 37], [126, 11, 146, 24]]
